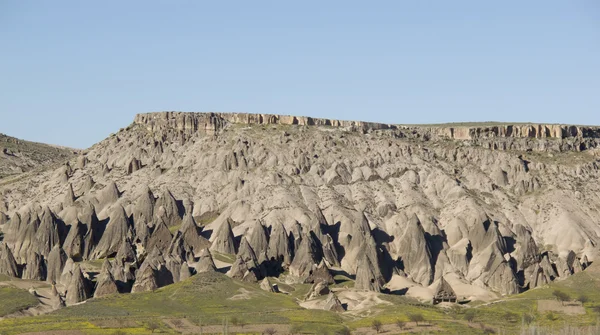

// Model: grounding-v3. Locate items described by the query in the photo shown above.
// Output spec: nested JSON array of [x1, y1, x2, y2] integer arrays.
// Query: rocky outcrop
[[134, 112, 600, 152], [267, 222, 292, 266], [324, 292, 345, 312], [0, 242, 18, 277], [169, 214, 210, 260], [46, 244, 68, 284], [210, 218, 237, 255], [304, 260, 334, 285], [92, 205, 133, 259], [194, 249, 217, 274], [65, 264, 91, 305], [94, 264, 119, 298]]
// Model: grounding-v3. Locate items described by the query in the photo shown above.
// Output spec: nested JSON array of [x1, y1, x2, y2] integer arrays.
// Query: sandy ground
[[537, 300, 586, 315]]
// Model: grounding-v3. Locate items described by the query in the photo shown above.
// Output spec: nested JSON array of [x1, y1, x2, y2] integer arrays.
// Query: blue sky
[[1, 1, 599, 148]]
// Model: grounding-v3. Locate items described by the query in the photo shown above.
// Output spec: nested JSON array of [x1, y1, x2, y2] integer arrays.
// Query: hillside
[[0, 133, 76, 180], [1, 112, 600, 334]]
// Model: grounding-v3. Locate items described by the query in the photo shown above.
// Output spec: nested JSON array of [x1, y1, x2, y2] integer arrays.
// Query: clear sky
[[1, 1, 599, 148]]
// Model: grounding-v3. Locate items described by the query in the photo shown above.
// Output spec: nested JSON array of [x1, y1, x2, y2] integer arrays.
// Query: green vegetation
[[4, 265, 600, 334], [0, 286, 39, 317]]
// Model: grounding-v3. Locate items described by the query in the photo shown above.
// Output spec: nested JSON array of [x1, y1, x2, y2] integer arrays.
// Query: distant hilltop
[[134, 111, 600, 141]]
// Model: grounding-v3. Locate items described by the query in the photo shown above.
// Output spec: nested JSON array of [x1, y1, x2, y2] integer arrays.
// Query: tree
[[264, 327, 277, 335], [231, 316, 245, 328], [522, 313, 535, 325], [408, 313, 425, 326], [578, 294, 590, 304], [464, 309, 476, 323], [146, 320, 160, 333], [395, 319, 406, 330], [371, 320, 383, 333], [552, 290, 570, 304]]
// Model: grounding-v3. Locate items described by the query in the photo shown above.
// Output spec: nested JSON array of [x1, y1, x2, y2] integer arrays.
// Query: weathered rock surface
[[3, 112, 600, 303]]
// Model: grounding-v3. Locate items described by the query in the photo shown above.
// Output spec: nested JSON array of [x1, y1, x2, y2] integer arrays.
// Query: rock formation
[[3, 112, 600, 305]]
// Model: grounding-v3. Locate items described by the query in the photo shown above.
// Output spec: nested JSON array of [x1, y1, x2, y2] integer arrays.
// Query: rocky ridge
[[1, 112, 600, 307]]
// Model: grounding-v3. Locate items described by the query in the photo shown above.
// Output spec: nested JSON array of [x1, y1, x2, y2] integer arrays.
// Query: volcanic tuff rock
[[0, 133, 76, 179], [2, 112, 600, 304]]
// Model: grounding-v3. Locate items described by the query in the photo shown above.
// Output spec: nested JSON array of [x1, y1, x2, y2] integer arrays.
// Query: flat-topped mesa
[[133, 112, 395, 135], [133, 112, 600, 142], [423, 124, 600, 140]]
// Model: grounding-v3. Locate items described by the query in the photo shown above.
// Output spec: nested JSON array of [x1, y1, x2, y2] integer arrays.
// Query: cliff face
[[133, 112, 394, 136], [133, 112, 600, 153]]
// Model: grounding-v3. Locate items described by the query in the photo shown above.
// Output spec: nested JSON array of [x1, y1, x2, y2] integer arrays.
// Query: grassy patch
[[0, 286, 39, 317]]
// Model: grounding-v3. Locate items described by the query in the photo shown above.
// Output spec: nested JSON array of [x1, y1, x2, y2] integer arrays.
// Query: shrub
[[372, 320, 383, 333], [546, 311, 557, 321], [408, 313, 425, 326], [395, 319, 406, 329], [146, 320, 160, 333], [522, 313, 535, 325], [464, 309, 476, 323], [264, 327, 277, 335], [552, 290, 570, 304], [335, 327, 352, 335]]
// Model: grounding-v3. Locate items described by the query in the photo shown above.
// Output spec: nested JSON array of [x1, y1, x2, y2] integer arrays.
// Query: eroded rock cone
[[305, 281, 330, 300], [79, 204, 102, 260], [22, 250, 45, 280], [228, 256, 258, 282], [260, 277, 275, 292], [63, 221, 86, 260], [169, 214, 210, 260], [94, 263, 119, 298], [179, 263, 192, 281], [321, 234, 340, 267], [210, 218, 237, 255], [146, 219, 173, 251], [132, 185, 155, 236], [394, 214, 433, 286], [354, 240, 385, 292], [131, 265, 158, 293], [33, 207, 61, 258], [324, 292, 345, 312], [63, 184, 76, 207], [46, 244, 68, 284], [267, 222, 292, 266], [80, 175, 95, 194], [115, 238, 137, 264], [61, 257, 76, 285], [194, 248, 217, 273], [96, 181, 120, 210], [65, 264, 91, 305], [127, 157, 142, 174], [249, 220, 269, 255], [0, 242, 18, 277], [92, 205, 132, 258], [289, 232, 323, 279], [304, 260, 334, 285], [14, 214, 40, 263], [154, 189, 182, 228]]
